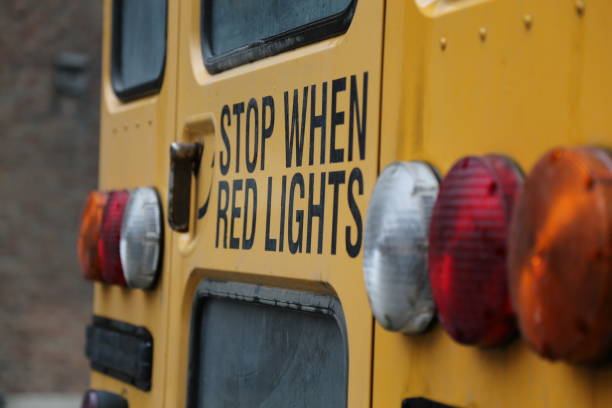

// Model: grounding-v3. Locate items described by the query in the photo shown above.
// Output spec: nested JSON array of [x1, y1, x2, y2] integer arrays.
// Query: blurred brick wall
[[0, 0, 102, 392]]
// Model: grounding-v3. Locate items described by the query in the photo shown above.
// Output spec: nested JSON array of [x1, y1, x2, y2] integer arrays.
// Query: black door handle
[[168, 142, 203, 232]]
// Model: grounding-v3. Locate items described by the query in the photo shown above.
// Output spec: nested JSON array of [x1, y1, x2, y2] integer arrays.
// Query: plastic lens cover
[[81, 390, 98, 408], [508, 147, 612, 362], [120, 187, 163, 289], [81, 389, 128, 408], [429, 155, 522, 346], [99, 190, 130, 286], [363, 161, 439, 334], [78, 191, 108, 280]]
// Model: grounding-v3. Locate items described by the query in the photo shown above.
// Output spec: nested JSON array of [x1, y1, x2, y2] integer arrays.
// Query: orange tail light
[[508, 147, 612, 363], [77, 191, 108, 281]]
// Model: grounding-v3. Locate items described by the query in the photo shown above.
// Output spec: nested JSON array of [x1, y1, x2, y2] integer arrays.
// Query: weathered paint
[[93, 0, 612, 406]]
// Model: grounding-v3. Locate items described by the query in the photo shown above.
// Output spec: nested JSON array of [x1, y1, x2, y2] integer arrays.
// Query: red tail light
[[98, 190, 130, 286], [428, 155, 522, 346], [81, 389, 127, 408]]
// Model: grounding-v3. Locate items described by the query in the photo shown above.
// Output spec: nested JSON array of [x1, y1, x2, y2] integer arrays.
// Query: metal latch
[[168, 142, 203, 232]]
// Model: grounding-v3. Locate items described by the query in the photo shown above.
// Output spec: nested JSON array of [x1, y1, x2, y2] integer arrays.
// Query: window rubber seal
[[201, 0, 357, 74], [110, 0, 168, 102]]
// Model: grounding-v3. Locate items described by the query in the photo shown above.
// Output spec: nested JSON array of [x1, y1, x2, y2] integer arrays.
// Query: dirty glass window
[[202, 0, 356, 73], [190, 297, 348, 407], [112, 0, 167, 100]]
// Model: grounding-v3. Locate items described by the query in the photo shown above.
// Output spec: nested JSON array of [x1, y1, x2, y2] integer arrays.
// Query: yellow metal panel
[[92, 0, 179, 406], [377, 0, 612, 407], [93, 0, 612, 406], [164, 0, 385, 407]]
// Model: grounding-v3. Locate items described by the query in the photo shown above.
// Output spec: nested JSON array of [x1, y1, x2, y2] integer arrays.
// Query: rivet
[[523, 14, 533, 30], [440, 37, 448, 51], [576, 0, 585, 16], [479, 27, 487, 42]]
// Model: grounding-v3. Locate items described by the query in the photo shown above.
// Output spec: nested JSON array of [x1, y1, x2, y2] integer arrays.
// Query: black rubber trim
[[185, 280, 349, 408], [201, 0, 357, 74], [86, 316, 153, 391], [111, 0, 167, 101], [403, 398, 458, 408]]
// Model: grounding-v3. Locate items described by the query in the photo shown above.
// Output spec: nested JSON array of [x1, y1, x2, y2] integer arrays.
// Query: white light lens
[[363, 161, 439, 334], [120, 187, 163, 289]]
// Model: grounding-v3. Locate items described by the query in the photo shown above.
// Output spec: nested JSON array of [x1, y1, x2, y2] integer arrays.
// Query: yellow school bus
[[77, 0, 612, 407]]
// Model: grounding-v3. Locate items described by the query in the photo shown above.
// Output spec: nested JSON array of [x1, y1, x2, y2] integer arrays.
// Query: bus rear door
[[166, 0, 385, 407]]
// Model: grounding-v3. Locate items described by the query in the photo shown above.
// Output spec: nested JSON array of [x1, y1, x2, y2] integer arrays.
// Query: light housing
[[78, 191, 108, 280], [98, 190, 130, 286], [428, 155, 522, 346], [363, 161, 439, 334], [81, 389, 127, 408], [120, 187, 163, 289], [508, 147, 612, 363]]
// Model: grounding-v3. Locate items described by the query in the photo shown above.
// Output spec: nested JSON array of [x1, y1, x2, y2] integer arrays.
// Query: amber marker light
[[429, 155, 523, 346], [508, 147, 612, 363], [77, 191, 108, 281]]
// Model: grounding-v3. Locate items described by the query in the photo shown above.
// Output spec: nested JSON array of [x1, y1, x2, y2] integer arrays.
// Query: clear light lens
[[120, 187, 163, 289], [363, 161, 439, 334]]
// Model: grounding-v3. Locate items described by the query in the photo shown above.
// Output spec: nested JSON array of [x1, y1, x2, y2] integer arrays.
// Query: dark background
[[0, 0, 102, 393]]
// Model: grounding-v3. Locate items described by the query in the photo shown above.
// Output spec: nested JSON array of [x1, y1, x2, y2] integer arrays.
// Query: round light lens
[[81, 389, 127, 408], [508, 147, 612, 362], [429, 155, 522, 346], [120, 187, 163, 289], [77, 191, 108, 280], [98, 190, 130, 286], [363, 161, 439, 334], [81, 390, 98, 408]]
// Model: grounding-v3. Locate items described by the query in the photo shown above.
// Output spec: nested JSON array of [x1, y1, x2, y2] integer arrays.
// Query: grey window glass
[[207, 0, 352, 56], [190, 291, 348, 407], [201, 0, 356, 73], [112, 0, 167, 100]]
